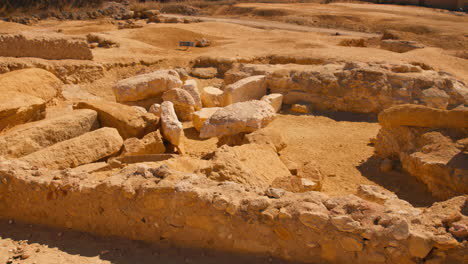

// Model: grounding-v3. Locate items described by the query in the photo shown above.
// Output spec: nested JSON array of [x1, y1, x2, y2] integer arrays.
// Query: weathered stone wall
[[375, 105, 468, 199], [224, 62, 468, 114], [0, 58, 105, 84], [0, 32, 93, 60], [0, 160, 466, 264]]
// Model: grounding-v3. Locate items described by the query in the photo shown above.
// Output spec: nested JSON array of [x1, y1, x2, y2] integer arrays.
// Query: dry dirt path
[[164, 14, 379, 38]]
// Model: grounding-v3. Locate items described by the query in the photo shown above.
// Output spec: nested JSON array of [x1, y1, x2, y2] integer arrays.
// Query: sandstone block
[[201, 86, 224, 107], [0, 68, 62, 102], [20, 127, 123, 169], [122, 130, 165, 156], [192, 107, 221, 132], [160, 101, 183, 146], [75, 101, 158, 139], [182, 79, 202, 110], [0, 92, 45, 131], [224, 75, 266, 106], [62, 85, 102, 101], [261, 93, 283, 113], [162, 88, 196, 121], [200, 100, 276, 138], [0, 109, 99, 158], [113, 70, 182, 102], [378, 104, 468, 129], [191, 67, 217, 79]]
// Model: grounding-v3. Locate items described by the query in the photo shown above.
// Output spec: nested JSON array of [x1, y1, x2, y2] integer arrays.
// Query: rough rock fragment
[[356, 185, 398, 205], [122, 130, 165, 156], [191, 67, 217, 79], [243, 127, 286, 153], [149, 103, 161, 117], [297, 161, 324, 190], [195, 38, 211, 47], [291, 103, 310, 114], [271, 176, 320, 192], [421, 88, 449, 109], [206, 144, 291, 190]]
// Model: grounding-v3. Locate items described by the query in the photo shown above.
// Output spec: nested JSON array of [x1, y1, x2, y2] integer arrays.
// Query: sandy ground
[[183, 112, 439, 207], [0, 2, 465, 263], [0, 220, 288, 264]]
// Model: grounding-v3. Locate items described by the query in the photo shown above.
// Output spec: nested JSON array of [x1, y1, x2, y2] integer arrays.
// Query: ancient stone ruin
[[0, 2, 466, 263]]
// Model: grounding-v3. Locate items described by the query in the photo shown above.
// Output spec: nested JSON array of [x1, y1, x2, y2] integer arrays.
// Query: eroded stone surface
[[201, 86, 224, 107], [0, 160, 465, 264], [261, 93, 283, 113], [192, 107, 221, 132], [0, 32, 93, 60], [375, 105, 468, 199], [122, 130, 165, 156], [225, 62, 468, 113], [200, 100, 276, 138], [0, 68, 63, 102], [19, 127, 123, 169], [160, 101, 183, 146], [182, 79, 202, 110], [205, 143, 292, 190], [162, 88, 196, 121], [0, 109, 99, 158], [0, 91, 45, 131], [224, 75, 267, 106], [113, 70, 182, 103], [75, 101, 159, 139]]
